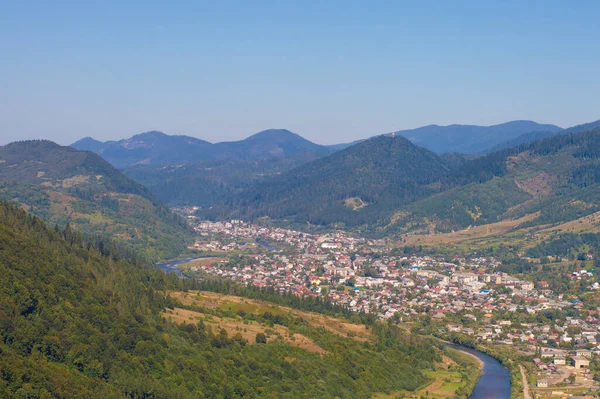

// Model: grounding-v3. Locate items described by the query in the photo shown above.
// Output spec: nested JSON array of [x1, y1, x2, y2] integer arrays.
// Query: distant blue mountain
[[73, 120, 566, 169], [72, 129, 334, 168], [392, 120, 562, 154], [327, 120, 562, 154], [486, 119, 600, 153]]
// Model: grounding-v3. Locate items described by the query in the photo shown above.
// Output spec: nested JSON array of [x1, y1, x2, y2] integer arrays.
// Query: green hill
[[124, 152, 325, 207], [0, 200, 450, 398], [385, 128, 600, 236], [200, 135, 449, 228], [196, 126, 600, 239], [0, 140, 191, 260]]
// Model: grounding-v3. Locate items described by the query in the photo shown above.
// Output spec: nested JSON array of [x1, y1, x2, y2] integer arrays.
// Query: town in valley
[[172, 209, 600, 397]]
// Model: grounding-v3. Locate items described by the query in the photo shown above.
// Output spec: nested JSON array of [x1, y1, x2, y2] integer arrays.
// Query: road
[[520, 365, 532, 399]]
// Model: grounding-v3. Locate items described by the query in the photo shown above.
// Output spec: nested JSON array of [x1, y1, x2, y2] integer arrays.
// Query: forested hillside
[[0, 201, 445, 398], [124, 152, 325, 207], [385, 128, 600, 235], [0, 140, 191, 260], [200, 135, 450, 228], [195, 127, 600, 238]]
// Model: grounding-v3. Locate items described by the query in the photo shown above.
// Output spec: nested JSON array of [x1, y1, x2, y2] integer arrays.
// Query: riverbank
[[435, 338, 485, 369], [424, 331, 525, 399], [452, 346, 485, 368], [372, 351, 481, 399]]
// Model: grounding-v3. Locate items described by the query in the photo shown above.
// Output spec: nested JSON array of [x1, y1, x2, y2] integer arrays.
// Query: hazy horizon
[[2, 1, 599, 146], [65, 119, 570, 148]]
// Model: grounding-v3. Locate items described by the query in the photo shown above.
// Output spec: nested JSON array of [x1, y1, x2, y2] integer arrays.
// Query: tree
[[255, 332, 267, 344]]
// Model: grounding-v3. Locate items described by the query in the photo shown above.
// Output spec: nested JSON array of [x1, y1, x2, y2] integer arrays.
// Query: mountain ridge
[[199, 134, 450, 227], [72, 129, 335, 168], [195, 123, 600, 238], [71, 120, 563, 169]]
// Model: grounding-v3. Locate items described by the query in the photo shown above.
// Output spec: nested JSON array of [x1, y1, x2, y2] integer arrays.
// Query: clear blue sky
[[1, 0, 599, 145]]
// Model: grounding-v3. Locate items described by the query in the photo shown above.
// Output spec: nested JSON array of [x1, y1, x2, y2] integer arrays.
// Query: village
[[177, 217, 600, 394]]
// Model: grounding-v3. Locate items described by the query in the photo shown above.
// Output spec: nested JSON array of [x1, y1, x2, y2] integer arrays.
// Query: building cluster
[[183, 219, 600, 393], [187, 221, 578, 325]]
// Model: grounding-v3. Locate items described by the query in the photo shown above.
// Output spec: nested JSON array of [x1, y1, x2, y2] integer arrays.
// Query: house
[[520, 282, 534, 291], [572, 356, 590, 369], [554, 356, 566, 365], [537, 380, 548, 388]]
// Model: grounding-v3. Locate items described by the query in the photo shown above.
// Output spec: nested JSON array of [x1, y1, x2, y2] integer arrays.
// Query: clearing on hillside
[[167, 290, 372, 342], [162, 307, 326, 354]]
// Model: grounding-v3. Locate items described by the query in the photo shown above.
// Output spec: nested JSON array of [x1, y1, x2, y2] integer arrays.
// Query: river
[[255, 240, 276, 251], [448, 344, 511, 399], [155, 257, 198, 277]]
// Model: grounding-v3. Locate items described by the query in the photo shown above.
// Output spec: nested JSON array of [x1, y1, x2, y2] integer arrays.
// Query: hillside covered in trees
[[195, 126, 600, 238], [0, 200, 448, 398], [0, 140, 191, 260], [124, 152, 325, 207], [199, 135, 450, 228], [386, 127, 600, 235]]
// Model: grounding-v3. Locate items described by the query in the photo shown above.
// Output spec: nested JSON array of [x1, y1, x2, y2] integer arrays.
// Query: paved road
[[520, 365, 532, 399]]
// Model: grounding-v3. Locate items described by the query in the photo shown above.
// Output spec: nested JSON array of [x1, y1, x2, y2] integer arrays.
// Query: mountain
[[72, 129, 335, 168], [384, 127, 600, 236], [212, 129, 333, 160], [72, 131, 214, 168], [326, 139, 365, 152], [124, 152, 326, 207], [0, 200, 445, 398], [484, 119, 600, 154], [200, 135, 450, 227], [327, 121, 562, 154], [197, 123, 600, 238], [71, 121, 563, 169], [70, 136, 106, 152], [0, 140, 191, 260], [394, 120, 562, 154], [482, 130, 561, 154]]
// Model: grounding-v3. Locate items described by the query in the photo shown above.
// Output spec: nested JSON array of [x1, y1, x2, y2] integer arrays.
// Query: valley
[[5, 122, 600, 398], [5, 4, 600, 398]]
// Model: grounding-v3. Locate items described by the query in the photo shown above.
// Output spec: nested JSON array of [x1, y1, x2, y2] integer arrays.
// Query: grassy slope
[[0, 141, 191, 260], [0, 201, 464, 398]]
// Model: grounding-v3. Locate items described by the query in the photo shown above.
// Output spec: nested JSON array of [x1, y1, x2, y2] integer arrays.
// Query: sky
[[1, 1, 599, 146]]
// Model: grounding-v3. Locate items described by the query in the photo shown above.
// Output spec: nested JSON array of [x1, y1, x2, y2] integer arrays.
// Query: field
[[401, 209, 600, 250], [402, 212, 539, 247], [162, 306, 326, 353], [167, 290, 371, 342], [177, 257, 226, 269]]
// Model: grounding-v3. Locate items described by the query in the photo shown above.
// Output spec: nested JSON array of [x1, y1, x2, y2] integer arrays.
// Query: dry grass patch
[[168, 291, 372, 342], [61, 174, 90, 188], [402, 212, 539, 246], [178, 258, 226, 270], [344, 197, 368, 211], [46, 190, 76, 216], [162, 307, 326, 354]]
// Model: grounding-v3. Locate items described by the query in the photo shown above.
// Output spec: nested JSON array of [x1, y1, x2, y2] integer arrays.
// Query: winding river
[[448, 344, 511, 399], [155, 257, 198, 277]]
